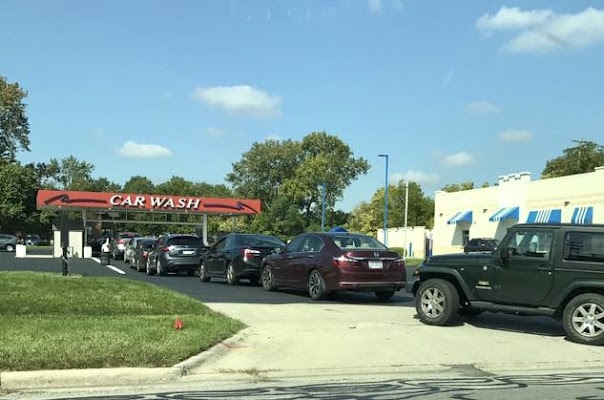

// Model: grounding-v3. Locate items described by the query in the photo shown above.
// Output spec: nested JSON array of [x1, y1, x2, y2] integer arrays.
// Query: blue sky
[[2, 0, 603, 211]]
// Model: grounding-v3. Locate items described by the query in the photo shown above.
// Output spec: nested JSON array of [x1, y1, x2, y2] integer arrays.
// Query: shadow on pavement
[[461, 312, 565, 337]]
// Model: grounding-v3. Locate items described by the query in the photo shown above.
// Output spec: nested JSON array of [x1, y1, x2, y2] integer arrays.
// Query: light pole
[[403, 181, 409, 260], [378, 154, 389, 246], [321, 182, 326, 232]]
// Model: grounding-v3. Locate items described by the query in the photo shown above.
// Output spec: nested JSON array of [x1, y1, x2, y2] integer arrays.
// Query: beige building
[[432, 166, 604, 255], [377, 226, 431, 259]]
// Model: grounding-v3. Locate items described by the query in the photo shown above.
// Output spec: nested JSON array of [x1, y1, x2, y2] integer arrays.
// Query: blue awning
[[447, 211, 472, 225], [571, 206, 593, 224], [526, 209, 562, 224], [489, 206, 519, 222]]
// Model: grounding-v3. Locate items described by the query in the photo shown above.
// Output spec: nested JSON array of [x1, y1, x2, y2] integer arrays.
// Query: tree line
[[2, 75, 603, 241]]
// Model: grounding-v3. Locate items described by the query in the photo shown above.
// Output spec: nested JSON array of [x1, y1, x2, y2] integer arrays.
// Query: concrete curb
[[0, 328, 252, 391]]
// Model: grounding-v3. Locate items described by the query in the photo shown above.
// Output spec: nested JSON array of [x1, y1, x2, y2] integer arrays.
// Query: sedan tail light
[[162, 246, 174, 253], [332, 255, 360, 268], [142, 251, 148, 257], [242, 248, 261, 261]]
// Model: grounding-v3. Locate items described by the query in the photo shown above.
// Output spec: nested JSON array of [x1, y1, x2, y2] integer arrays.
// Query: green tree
[[0, 162, 37, 232], [0, 76, 30, 161], [227, 132, 369, 237], [347, 201, 378, 235], [542, 140, 604, 178], [46, 156, 94, 190], [440, 181, 475, 192], [123, 176, 155, 194]]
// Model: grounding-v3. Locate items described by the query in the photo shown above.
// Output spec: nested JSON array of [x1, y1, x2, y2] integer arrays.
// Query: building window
[[462, 230, 470, 246]]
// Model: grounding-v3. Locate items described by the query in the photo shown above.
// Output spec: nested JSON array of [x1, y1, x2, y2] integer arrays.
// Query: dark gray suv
[[0, 234, 18, 252], [146, 234, 203, 276]]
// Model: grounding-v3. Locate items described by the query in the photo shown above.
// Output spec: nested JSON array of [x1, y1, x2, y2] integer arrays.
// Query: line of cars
[[116, 230, 407, 302]]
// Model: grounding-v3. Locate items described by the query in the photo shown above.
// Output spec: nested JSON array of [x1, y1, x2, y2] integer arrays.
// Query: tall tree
[[0, 162, 37, 231], [227, 132, 369, 237], [123, 176, 155, 194], [542, 140, 604, 178], [46, 156, 94, 190], [0, 76, 30, 161]]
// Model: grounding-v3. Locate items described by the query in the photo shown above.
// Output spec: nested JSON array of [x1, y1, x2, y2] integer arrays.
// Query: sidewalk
[[3, 299, 604, 391]]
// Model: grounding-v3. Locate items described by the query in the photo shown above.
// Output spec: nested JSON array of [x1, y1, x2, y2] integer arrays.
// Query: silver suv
[[0, 234, 18, 252], [146, 234, 203, 276]]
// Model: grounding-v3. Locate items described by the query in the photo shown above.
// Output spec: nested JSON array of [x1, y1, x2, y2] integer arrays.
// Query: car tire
[[157, 260, 167, 276], [375, 291, 395, 301], [563, 293, 604, 346], [146, 258, 155, 276], [6, 244, 14, 252], [308, 269, 327, 301], [416, 278, 459, 326], [261, 265, 276, 291], [226, 263, 239, 285], [199, 263, 210, 282], [135, 259, 144, 272]]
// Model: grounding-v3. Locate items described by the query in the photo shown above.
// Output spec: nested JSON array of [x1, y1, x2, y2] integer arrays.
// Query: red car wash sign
[[36, 190, 261, 215]]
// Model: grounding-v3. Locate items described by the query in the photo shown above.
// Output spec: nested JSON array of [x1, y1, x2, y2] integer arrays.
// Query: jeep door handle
[[537, 266, 552, 272], [307, 255, 314, 258]]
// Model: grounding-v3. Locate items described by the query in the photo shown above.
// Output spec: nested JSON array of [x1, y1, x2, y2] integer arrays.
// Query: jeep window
[[505, 230, 554, 259], [564, 232, 604, 263]]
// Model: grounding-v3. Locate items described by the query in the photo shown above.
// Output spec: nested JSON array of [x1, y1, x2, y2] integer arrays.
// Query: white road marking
[[92, 257, 127, 275]]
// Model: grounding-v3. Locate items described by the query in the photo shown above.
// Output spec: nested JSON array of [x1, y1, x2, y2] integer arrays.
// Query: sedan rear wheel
[[157, 260, 167, 276], [308, 270, 327, 301], [226, 263, 239, 285], [6, 244, 14, 252], [261, 265, 276, 291], [199, 263, 210, 282], [146, 258, 155, 276]]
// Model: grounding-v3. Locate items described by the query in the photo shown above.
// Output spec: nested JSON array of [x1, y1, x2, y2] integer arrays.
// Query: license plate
[[368, 260, 383, 269], [182, 250, 195, 255]]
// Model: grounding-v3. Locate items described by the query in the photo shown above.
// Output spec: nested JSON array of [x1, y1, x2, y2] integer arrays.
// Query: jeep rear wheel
[[563, 293, 604, 346], [416, 279, 459, 326]]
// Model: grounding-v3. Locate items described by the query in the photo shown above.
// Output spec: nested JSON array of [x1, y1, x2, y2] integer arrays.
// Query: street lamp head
[[378, 154, 388, 158]]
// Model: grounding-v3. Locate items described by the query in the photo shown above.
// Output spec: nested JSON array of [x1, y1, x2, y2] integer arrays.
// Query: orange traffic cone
[[174, 317, 184, 330]]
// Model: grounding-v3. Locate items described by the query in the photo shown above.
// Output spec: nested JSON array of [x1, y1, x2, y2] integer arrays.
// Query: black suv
[[464, 238, 498, 253], [411, 223, 604, 345]]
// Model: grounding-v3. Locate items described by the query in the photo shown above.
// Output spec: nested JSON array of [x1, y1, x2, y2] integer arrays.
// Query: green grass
[[0, 271, 245, 371]]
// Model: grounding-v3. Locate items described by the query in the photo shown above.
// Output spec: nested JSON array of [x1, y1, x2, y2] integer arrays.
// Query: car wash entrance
[[35, 189, 262, 258]]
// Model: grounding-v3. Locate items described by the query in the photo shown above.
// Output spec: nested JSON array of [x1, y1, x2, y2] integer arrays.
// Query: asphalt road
[[3, 372, 604, 400], [0, 252, 416, 306]]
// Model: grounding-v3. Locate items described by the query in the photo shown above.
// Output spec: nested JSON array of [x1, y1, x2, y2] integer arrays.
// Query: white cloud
[[476, 7, 604, 54], [392, 170, 440, 184], [441, 152, 474, 167], [193, 85, 282, 118], [118, 141, 172, 158], [498, 129, 533, 143], [464, 100, 503, 114], [206, 127, 223, 137], [368, 0, 382, 12]]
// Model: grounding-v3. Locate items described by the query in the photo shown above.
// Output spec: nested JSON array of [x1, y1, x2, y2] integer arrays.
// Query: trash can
[[100, 252, 111, 266]]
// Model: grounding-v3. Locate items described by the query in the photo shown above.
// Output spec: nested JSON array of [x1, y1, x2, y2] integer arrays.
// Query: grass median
[[0, 271, 245, 371]]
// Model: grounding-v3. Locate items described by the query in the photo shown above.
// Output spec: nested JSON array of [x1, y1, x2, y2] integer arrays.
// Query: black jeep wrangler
[[411, 223, 604, 345]]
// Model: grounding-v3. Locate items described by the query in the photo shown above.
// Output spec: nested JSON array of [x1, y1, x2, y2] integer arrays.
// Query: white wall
[[377, 226, 430, 259], [433, 167, 604, 255]]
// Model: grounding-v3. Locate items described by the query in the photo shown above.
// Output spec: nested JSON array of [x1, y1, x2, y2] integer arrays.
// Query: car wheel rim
[[309, 272, 320, 297], [262, 267, 272, 288], [571, 303, 604, 338], [227, 265, 233, 282], [420, 287, 446, 318], [200, 265, 205, 278]]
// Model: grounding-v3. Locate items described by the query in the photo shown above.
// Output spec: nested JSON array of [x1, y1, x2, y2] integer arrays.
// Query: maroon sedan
[[261, 232, 405, 301]]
